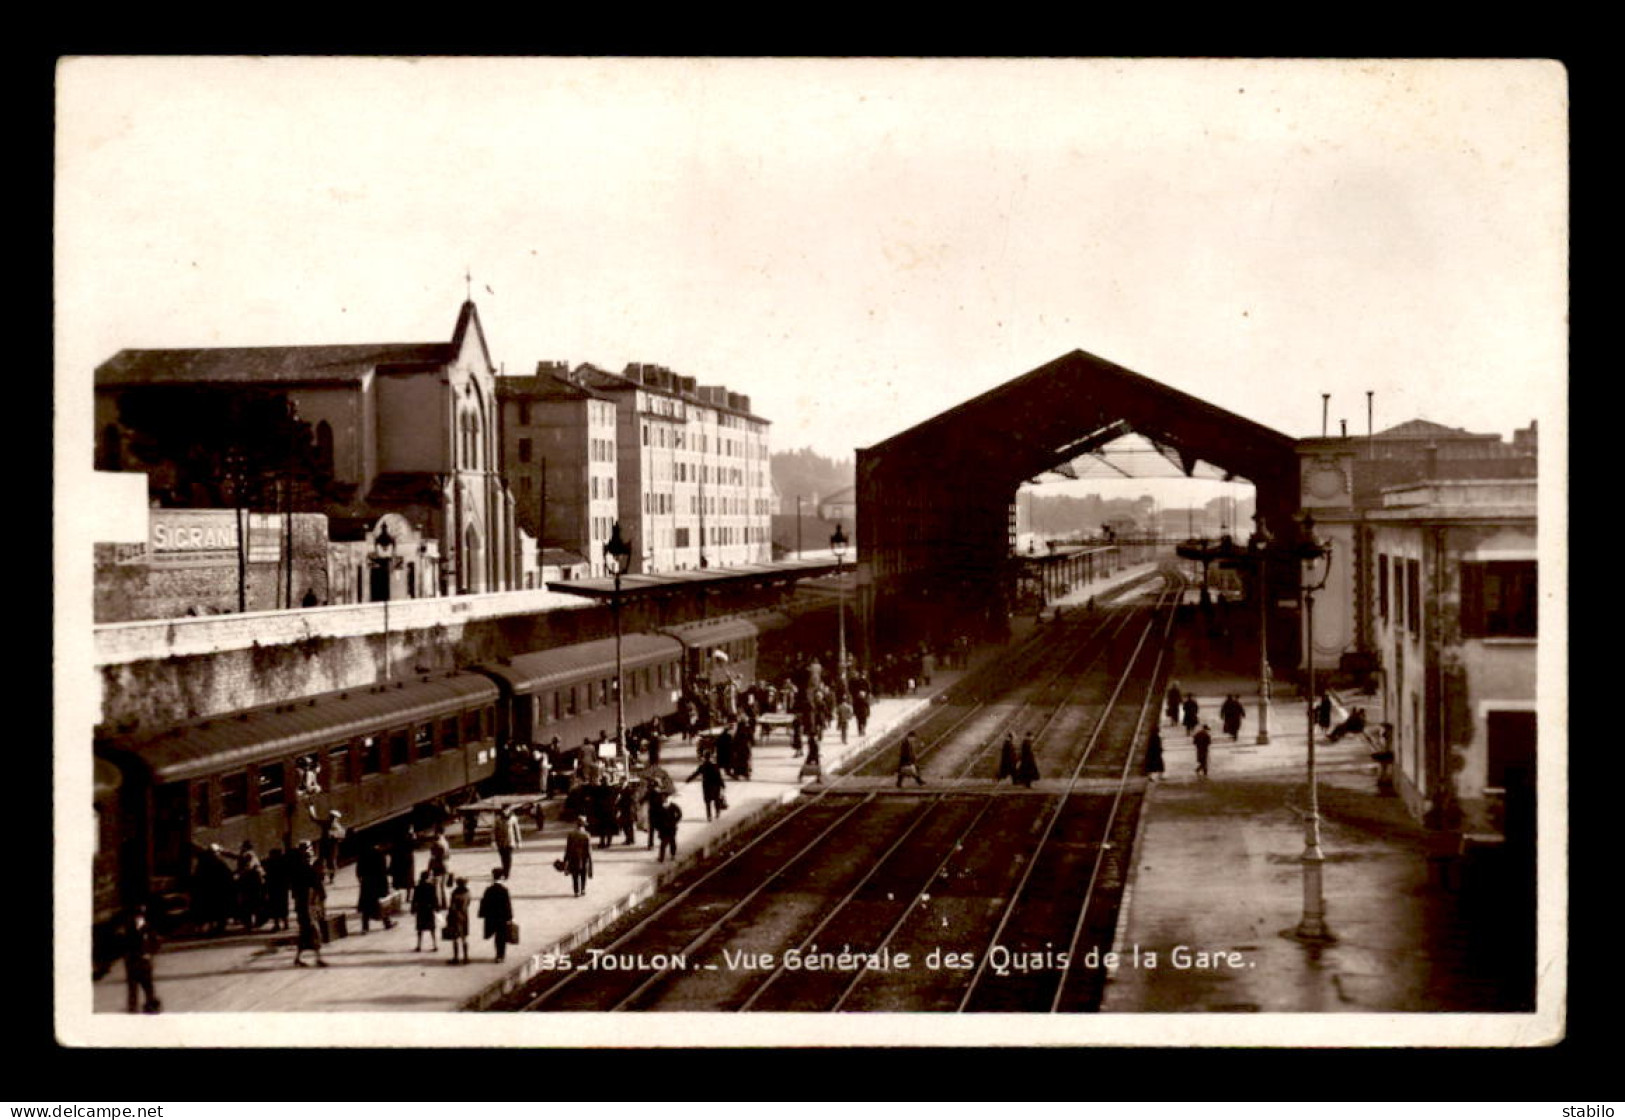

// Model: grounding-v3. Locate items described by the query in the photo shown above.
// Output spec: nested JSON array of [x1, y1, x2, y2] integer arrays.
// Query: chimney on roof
[[1425, 443, 1439, 477]]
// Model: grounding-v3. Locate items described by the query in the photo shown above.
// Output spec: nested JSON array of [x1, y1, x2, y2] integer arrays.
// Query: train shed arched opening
[[856, 349, 1299, 658]]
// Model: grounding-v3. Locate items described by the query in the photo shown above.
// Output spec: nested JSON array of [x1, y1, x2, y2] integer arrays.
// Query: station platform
[[1100, 655, 1541, 1016], [89, 562, 1163, 1017]]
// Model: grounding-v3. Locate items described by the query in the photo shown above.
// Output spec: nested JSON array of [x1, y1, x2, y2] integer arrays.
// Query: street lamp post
[[605, 522, 633, 764], [831, 523, 849, 691], [1291, 514, 1335, 943], [1252, 517, 1274, 746]]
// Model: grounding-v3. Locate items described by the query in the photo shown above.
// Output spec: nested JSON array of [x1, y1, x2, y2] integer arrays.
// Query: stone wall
[[95, 589, 604, 738], [94, 514, 333, 623]]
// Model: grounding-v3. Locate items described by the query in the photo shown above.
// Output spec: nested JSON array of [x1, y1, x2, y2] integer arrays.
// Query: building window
[[1406, 559, 1421, 636], [519, 438, 532, 463], [1460, 561, 1537, 638], [1485, 709, 1536, 791], [518, 401, 531, 426], [1378, 554, 1389, 621]]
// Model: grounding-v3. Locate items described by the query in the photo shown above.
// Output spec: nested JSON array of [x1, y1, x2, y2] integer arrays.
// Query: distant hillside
[[772, 448, 854, 507]]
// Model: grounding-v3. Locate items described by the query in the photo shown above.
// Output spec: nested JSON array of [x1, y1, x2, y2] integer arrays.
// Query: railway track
[[496, 575, 1181, 1013]]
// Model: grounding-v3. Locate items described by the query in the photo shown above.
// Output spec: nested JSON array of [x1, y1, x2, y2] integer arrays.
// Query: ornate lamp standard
[[1290, 513, 1336, 943], [371, 522, 400, 681], [1251, 516, 1274, 745], [605, 522, 633, 763]]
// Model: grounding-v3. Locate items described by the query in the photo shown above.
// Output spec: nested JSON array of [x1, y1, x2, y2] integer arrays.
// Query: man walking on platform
[[896, 732, 926, 788], [118, 904, 162, 1014], [564, 818, 594, 897], [1194, 724, 1213, 778], [493, 805, 522, 878], [478, 868, 513, 962]]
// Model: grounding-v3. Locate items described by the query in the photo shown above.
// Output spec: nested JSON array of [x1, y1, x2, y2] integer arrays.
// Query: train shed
[[856, 349, 1299, 654]]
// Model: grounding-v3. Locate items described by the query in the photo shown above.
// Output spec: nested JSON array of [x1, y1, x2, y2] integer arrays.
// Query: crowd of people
[[109, 634, 995, 1005]]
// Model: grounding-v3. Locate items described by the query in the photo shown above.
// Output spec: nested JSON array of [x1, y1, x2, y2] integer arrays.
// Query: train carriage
[[95, 670, 502, 926], [472, 633, 685, 765], [662, 615, 765, 696]]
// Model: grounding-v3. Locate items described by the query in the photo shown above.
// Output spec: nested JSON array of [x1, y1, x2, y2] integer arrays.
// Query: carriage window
[[191, 780, 212, 829], [389, 730, 410, 769], [414, 723, 434, 759], [220, 772, 249, 819], [599, 678, 611, 706], [464, 709, 483, 743], [360, 735, 383, 777], [440, 717, 460, 751], [327, 744, 351, 787], [256, 762, 286, 810], [552, 691, 564, 722], [566, 687, 578, 717]]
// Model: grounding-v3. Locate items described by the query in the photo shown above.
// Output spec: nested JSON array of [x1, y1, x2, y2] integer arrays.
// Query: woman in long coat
[[1015, 735, 1041, 788], [357, 844, 394, 933], [1181, 695, 1200, 736], [1143, 729, 1165, 781], [389, 832, 417, 895], [411, 870, 441, 952], [590, 780, 619, 849], [444, 877, 472, 964], [1166, 682, 1183, 727], [263, 847, 291, 932], [615, 781, 638, 846], [996, 734, 1018, 783]]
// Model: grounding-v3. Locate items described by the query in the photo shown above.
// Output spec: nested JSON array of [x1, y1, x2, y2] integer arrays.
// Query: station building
[[498, 361, 774, 576], [1295, 419, 1539, 839], [580, 362, 773, 574], [497, 364, 623, 579], [95, 302, 523, 600]]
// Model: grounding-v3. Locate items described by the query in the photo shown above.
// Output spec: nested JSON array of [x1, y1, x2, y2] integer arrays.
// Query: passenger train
[[93, 614, 770, 939]]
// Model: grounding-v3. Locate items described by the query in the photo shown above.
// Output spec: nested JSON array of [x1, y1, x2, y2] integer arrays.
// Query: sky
[[56, 57, 1567, 490]]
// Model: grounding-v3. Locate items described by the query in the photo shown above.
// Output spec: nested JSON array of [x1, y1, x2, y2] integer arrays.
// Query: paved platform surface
[[90, 562, 1161, 1016], [1101, 651, 1540, 1015]]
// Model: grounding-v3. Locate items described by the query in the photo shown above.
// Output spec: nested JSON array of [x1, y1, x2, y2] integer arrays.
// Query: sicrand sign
[[149, 511, 285, 565]]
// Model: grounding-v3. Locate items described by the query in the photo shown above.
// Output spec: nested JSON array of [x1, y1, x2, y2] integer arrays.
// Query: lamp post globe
[[1251, 516, 1274, 746], [372, 522, 398, 681], [1290, 514, 1336, 943], [830, 523, 849, 687]]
